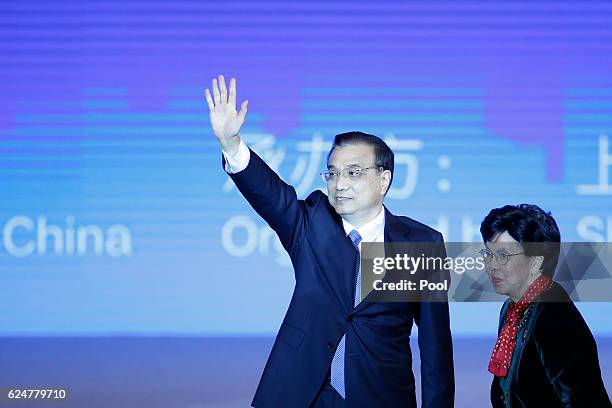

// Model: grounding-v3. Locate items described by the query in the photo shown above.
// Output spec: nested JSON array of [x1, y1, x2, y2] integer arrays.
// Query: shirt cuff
[[222, 138, 250, 173]]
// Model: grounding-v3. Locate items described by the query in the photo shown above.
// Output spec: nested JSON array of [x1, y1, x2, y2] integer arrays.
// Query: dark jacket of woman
[[491, 281, 611, 407]]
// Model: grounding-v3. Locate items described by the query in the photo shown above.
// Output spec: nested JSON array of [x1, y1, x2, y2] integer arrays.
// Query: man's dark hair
[[480, 204, 561, 277], [327, 131, 394, 193]]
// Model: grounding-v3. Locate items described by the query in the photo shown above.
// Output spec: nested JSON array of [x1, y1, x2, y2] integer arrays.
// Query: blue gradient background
[[1, 2, 611, 337], [1, 2, 611, 406]]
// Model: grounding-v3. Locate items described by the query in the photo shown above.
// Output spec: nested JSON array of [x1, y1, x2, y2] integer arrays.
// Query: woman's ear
[[530, 255, 544, 275]]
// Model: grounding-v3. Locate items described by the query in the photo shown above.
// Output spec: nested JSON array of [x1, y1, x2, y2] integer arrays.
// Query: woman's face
[[485, 231, 539, 301]]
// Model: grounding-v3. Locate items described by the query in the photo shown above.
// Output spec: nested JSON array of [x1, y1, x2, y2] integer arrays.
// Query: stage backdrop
[[1, 1, 611, 335]]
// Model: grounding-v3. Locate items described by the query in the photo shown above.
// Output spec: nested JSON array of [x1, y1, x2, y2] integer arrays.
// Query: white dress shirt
[[222, 138, 251, 174], [341, 207, 385, 245]]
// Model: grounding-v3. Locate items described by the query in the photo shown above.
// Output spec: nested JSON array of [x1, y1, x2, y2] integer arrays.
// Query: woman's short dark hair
[[326, 131, 394, 192], [480, 204, 561, 277]]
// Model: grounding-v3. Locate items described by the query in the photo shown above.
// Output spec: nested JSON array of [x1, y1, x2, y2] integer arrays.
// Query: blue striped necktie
[[330, 229, 362, 399]]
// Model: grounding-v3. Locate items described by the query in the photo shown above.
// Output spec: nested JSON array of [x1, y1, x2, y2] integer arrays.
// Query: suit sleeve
[[415, 232, 455, 408], [224, 148, 308, 254], [535, 306, 611, 407]]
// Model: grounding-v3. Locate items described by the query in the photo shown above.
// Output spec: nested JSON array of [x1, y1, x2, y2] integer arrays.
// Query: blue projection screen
[[1, 1, 611, 336]]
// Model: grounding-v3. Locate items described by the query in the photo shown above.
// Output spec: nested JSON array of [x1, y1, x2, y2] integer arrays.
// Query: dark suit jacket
[[227, 149, 454, 407], [491, 282, 611, 408]]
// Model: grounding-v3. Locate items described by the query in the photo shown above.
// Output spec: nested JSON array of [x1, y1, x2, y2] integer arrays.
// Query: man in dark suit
[[205, 75, 454, 407]]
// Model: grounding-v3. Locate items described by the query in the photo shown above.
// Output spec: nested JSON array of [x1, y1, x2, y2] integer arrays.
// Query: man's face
[[326, 143, 390, 226]]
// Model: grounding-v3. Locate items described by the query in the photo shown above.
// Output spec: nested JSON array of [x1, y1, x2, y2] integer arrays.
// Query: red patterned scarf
[[488, 275, 552, 377]]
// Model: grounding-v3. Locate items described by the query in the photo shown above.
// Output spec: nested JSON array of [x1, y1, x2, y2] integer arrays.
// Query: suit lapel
[[353, 208, 412, 313], [384, 208, 412, 244], [325, 201, 361, 313]]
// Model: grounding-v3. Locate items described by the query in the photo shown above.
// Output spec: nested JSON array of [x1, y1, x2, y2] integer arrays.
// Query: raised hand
[[205, 75, 248, 155]]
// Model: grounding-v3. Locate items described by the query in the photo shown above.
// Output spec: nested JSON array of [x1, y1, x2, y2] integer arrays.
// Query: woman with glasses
[[480, 204, 610, 407]]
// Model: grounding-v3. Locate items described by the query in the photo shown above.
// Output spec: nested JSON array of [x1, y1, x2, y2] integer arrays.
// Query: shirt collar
[[342, 206, 385, 243]]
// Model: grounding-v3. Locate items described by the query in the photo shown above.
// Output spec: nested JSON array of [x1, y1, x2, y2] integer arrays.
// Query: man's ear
[[380, 170, 392, 195]]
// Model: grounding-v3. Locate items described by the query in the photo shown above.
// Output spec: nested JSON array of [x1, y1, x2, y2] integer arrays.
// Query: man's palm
[[205, 75, 248, 144], [211, 103, 242, 140]]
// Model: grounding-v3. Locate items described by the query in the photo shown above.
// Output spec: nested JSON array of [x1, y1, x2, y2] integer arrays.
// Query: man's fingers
[[212, 78, 221, 105], [237, 100, 248, 125], [205, 89, 214, 110], [229, 77, 237, 107], [219, 75, 228, 104]]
